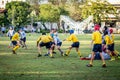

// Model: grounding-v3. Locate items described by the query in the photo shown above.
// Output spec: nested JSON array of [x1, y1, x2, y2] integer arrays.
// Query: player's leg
[[37, 42, 44, 57], [46, 42, 54, 58], [57, 42, 63, 56], [99, 44, 106, 67], [107, 45, 115, 61], [76, 48, 81, 57], [87, 44, 97, 67], [12, 41, 20, 54], [99, 52, 106, 67], [75, 42, 81, 57], [65, 46, 72, 56], [23, 37, 27, 49]]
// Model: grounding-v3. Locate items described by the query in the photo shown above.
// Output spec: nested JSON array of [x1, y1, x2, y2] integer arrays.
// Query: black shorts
[[71, 42, 80, 48], [39, 42, 53, 49], [93, 44, 102, 52], [2, 31, 5, 34], [12, 41, 17, 46], [20, 37, 26, 42], [57, 42, 62, 46], [108, 43, 114, 51]]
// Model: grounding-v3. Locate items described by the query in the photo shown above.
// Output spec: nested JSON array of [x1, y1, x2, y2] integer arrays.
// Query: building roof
[[108, 0, 120, 4]]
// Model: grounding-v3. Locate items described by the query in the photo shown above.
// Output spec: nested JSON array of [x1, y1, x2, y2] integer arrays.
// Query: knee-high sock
[[50, 52, 53, 57], [13, 45, 19, 51], [66, 49, 71, 55], [77, 50, 81, 57]]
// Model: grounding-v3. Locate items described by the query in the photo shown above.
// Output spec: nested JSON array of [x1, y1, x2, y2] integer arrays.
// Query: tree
[[39, 4, 69, 29], [6, 1, 31, 27], [81, 0, 116, 24], [0, 12, 9, 26]]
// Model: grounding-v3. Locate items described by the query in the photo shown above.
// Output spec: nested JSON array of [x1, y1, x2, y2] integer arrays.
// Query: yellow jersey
[[11, 32, 19, 41], [105, 34, 114, 45], [37, 35, 53, 43], [111, 34, 114, 43], [92, 31, 102, 44], [66, 34, 79, 42]]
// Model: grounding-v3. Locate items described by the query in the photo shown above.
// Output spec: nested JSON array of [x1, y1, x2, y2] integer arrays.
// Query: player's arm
[[105, 36, 109, 48], [63, 35, 72, 41], [48, 35, 53, 41], [37, 37, 41, 47], [91, 33, 95, 48]]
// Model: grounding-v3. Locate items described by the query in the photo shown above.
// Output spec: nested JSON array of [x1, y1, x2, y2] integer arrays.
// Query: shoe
[[86, 64, 93, 67], [102, 64, 106, 68], [61, 52, 64, 56], [53, 51, 56, 54], [44, 54, 49, 56], [64, 54, 68, 56], [38, 54, 42, 57], [110, 57, 115, 61], [79, 55, 82, 57], [12, 50, 16, 54]]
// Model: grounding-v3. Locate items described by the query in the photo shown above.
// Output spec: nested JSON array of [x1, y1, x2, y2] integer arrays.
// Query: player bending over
[[11, 29, 21, 54], [37, 33, 55, 58]]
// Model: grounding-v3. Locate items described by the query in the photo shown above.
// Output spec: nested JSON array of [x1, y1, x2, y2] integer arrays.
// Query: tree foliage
[[39, 4, 68, 23], [6, 1, 31, 27], [0, 12, 9, 26], [81, 0, 116, 23]]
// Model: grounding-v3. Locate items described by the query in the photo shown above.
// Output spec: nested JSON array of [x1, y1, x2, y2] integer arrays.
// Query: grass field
[[0, 33, 120, 80]]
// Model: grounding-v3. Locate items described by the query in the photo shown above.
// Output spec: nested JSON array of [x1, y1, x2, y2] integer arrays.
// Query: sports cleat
[[12, 50, 17, 54], [44, 53, 49, 56], [86, 64, 93, 67], [37, 54, 42, 57], [79, 55, 82, 57], [109, 57, 115, 61], [102, 64, 106, 68], [64, 54, 68, 56], [61, 52, 64, 56]]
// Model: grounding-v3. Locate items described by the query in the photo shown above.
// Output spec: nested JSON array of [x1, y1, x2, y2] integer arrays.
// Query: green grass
[[0, 33, 120, 80]]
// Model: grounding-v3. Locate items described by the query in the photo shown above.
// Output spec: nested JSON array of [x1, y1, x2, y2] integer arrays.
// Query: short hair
[[42, 32, 46, 35]]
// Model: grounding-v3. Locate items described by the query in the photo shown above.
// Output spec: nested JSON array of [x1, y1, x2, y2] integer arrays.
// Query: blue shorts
[[71, 42, 80, 48], [39, 42, 53, 49], [12, 41, 17, 46], [57, 42, 62, 46], [108, 43, 114, 51], [93, 44, 102, 52], [20, 37, 26, 42]]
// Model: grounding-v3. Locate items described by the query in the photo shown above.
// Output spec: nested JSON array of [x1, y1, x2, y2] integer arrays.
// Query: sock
[[58, 48, 63, 53], [89, 62, 92, 65], [66, 50, 71, 55], [13, 45, 19, 51], [115, 50, 119, 55], [77, 50, 81, 57], [50, 52, 53, 57]]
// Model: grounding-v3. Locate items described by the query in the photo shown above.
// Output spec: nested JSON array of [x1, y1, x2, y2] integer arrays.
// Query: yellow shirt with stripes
[[105, 34, 114, 45], [11, 32, 19, 41], [66, 34, 79, 42], [92, 31, 102, 44], [37, 35, 53, 43]]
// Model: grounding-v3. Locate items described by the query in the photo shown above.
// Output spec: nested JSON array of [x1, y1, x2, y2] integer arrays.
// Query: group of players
[[7, 27, 27, 54], [7, 24, 120, 67]]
